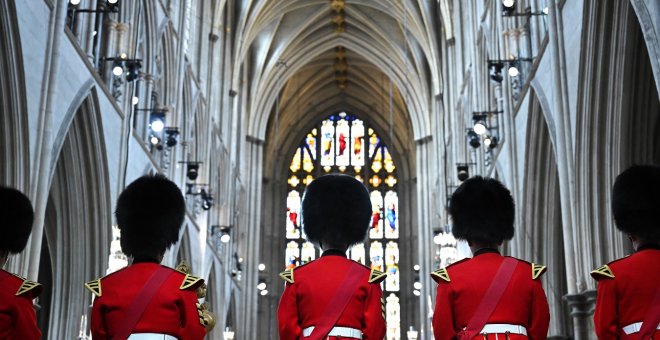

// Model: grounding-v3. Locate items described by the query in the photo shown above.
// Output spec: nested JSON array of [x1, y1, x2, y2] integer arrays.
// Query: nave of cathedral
[[0, 0, 658, 339]]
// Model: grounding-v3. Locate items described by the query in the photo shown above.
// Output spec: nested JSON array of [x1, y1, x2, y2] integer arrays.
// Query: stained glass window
[[285, 113, 401, 339]]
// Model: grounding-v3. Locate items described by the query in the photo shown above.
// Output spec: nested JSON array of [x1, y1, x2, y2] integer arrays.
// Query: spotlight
[[107, 0, 118, 4], [119, 52, 127, 59], [149, 112, 165, 132], [413, 264, 420, 271], [457, 164, 469, 181], [187, 163, 200, 181], [132, 96, 139, 105], [257, 282, 267, 291], [413, 281, 422, 290], [149, 135, 160, 145], [484, 136, 499, 149], [69, 0, 81, 5], [260, 290, 268, 296], [164, 127, 179, 147], [489, 62, 503, 83], [433, 233, 443, 245], [112, 61, 124, 76], [200, 189, 214, 210], [467, 130, 481, 148], [473, 120, 488, 135], [258, 263, 266, 271], [413, 290, 421, 296], [508, 64, 520, 77], [502, 0, 516, 15], [125, 60, 142, 82], [542, 6, 549, 15], [220, 227, 231, 243]]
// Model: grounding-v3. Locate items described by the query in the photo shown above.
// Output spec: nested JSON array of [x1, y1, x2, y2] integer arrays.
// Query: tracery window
[[285, 112, 401, 339]]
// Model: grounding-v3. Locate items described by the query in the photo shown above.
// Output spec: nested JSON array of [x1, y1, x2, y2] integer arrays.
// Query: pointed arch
[[520, 90, 569, 337], [0, 0, 29, 189], [40, 90, 112, 338]]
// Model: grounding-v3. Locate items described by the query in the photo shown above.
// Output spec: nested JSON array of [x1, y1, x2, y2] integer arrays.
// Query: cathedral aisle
[[0, 0, 658, 339]]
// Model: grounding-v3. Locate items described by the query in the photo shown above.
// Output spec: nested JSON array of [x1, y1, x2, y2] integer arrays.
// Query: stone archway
[[39, 92, 112, 339], [0, 0, 29, 189], [521, 90, 570, 338]]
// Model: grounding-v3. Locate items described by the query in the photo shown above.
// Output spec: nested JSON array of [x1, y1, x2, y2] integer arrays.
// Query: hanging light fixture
[[467, 130, 481, 148]]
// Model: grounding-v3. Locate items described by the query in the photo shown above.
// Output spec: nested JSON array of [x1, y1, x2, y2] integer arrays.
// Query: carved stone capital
[[563, 290, 597, 317]]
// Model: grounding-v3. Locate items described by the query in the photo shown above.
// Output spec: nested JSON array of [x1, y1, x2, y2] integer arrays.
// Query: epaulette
[[431, 268, 450, 282], [430, 258, 469, 283], [279, 268, 294, 284], [590, 264, 615, 281], [16, 278, 42, 297], [84, 278, 102, 297], [180, 274, 204, 290], [531, 263, 547, 280], [368, 268, 387, 284]]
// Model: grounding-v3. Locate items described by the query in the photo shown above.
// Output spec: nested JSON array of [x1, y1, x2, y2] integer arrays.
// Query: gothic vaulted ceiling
[[233, 0, 444, 177]]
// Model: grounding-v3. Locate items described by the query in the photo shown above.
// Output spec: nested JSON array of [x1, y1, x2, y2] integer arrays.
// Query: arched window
[[285, 112, 401, 339]]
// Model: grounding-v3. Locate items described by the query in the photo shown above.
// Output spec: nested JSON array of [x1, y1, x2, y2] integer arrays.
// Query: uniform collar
[[473, 247, 500, 256], [637, 244, 660, 252], [132, 255, 161, 264], [321, 249, 347, 258]]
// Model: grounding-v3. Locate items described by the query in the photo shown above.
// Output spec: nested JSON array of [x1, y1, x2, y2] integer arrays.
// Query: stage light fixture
[[457, 164, 469, 181], [125, 60, 141, 81], [502, 0, 516, 15], [473, 120, 487, 135], [489, 62, 504, 83], [107, 0, 118, 4], [413, 281, 422, 290], [219, 226, 231, 243], [149, 135, 160, 145], [132, 96, 139, 105], [257, 281, 267, 291], [164, 127, 179, 147], [260, 290, 268, 296], [258, 263, 266, 271], [413, 290, 421, 296], [70, 0, 81, 5], [150, 116, 165, 132], [468, 130, 481, 148], [187, 163, 200, 181], [508, 64, 520, 77], [112, 62, 124, 76], [542, 7, 549, 15], [200, 189, 214, 210], [413, 264, 420, 271], [485, 136, 499, 149]]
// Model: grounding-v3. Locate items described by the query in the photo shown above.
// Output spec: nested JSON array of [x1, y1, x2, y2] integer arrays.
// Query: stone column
[[564, 290, 597, 339], [239, 135, 264, 340]]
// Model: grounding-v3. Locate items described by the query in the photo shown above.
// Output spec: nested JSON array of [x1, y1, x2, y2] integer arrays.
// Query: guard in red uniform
[[86, 175, 209, 340], [592, 165, 660, 340], [432, 177, 550, 340], [0, 186, 42, 340], [278, 174, 387, 340]]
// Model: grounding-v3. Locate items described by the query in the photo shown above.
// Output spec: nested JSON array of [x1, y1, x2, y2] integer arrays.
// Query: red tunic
[[431, 250, 550, 340], [0, 269, 41, 340], [277, 251, 387, 340], [86, 262, 207, 340], [592, 246, 660, 339]]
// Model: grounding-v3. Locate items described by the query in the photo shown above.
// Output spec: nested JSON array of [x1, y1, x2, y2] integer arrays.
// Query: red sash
[[638, 289, 660, 340], [458, 258, 519, 340], [305, 262, 365, 340], [112, 266, 174, 340]]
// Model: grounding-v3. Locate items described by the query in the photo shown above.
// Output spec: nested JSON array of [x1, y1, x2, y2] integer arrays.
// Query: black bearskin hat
[[0, 186, 34, 254], [115, 174, 185, 258], [449, 176, 515, 244], [612, 165, 660, 242], [302, 174, 371, 249]]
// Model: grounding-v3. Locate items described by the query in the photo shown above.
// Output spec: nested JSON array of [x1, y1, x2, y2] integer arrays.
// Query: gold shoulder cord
[[176, 260, 216, 331]]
